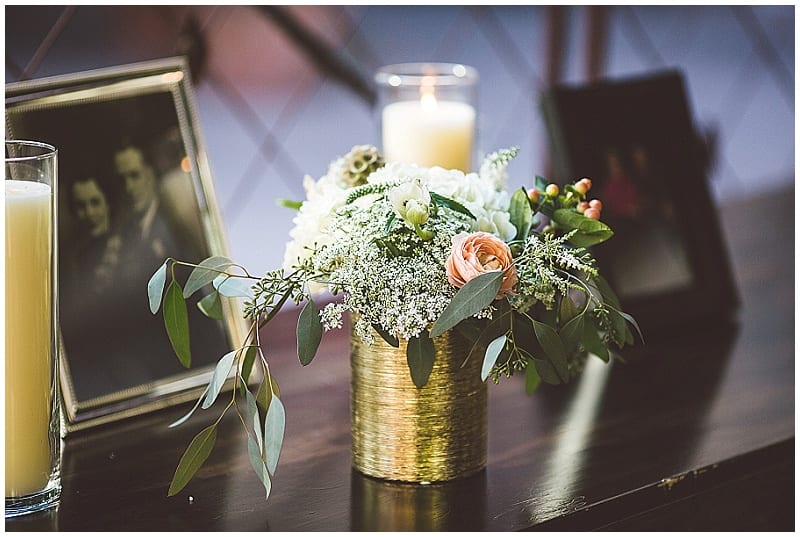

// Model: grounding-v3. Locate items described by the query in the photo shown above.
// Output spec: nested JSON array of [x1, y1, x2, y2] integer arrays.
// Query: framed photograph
[[540, 70, 738, 338], [6, 57, 248, 432]]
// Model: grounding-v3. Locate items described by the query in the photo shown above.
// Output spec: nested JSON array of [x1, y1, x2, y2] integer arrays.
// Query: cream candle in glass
[[5, 140, 62, 518], [376, 63, 478, 172]]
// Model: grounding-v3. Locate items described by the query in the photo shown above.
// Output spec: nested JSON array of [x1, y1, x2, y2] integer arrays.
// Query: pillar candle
[[382, 96, 476, 173], [5, 179, 53, 496]]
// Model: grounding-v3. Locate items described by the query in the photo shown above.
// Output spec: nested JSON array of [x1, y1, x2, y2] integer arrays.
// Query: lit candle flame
[[420, 75, 437, 112]]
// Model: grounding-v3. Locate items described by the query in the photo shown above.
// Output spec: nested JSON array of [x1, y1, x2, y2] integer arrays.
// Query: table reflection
[[350, 469, 487, 531]]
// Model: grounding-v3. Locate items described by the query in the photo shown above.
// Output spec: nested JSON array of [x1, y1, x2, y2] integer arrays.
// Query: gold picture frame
[[6, 57, 247, 433]]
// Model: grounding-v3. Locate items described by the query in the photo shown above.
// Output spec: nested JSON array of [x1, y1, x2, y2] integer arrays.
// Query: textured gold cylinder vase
[[350, 326, 487, 482]]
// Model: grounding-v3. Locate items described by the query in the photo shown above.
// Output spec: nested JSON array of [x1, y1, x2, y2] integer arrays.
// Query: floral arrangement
[[147, 145, 641, 499]]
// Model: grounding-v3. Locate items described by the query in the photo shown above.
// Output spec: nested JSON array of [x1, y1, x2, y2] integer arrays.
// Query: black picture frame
[[540, 70, 738, 339], [5, 58, 248, 432]]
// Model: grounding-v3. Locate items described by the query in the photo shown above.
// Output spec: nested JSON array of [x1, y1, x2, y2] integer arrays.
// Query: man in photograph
[[113, 141, 179, 266]]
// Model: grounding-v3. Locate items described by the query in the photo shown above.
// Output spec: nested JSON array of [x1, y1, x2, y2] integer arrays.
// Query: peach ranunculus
[[445, 232, 518, 299]]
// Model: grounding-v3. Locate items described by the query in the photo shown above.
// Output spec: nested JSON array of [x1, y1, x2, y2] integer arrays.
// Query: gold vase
[[350, 324, 487, 482]]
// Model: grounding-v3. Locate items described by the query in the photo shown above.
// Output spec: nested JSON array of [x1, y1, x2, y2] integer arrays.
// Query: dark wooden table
[[8, 186, 794, 531]]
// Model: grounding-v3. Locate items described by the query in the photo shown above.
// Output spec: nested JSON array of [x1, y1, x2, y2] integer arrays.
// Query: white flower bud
[[388, 178, 431, 223]]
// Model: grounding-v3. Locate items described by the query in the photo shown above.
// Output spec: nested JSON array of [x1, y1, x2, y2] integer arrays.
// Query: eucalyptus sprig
[[147, 256, 325, 499]]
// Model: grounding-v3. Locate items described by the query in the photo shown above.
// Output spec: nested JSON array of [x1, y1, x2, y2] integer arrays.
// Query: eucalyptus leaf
[[594, 274, 622, 310], [509, 187, 533, 241], [552, 209, 614, 247], [183, 256, 235, 299], [201, 350, 236, 409], [525, 360, 542, 395], [147, 261, 168, 314], [406, 331, 435, 388], [481, 335, 507, 381], [430, 271, 503, 338], [197, 290, 223, 320], [264, 395, 285, 475], [297, 299, 322, 366], [533, 319, 568, 382], [247, 436, 272, 499], [245, 388, 263, 455], [464, 308, 513, 365], [620, 311, 645, 344], [240, 346, 258, 386], [164, 280, 191, 368], [430, 192, 476, 219], [607, 309, 632, 347], [256, 376, 272, 415], [270, 375, 281, 399], [213, 274, 254, 299], [372, 324, 399, 348], [168, 424, 217, 496], [559, 293, 579, 324], [169, 384, 210, 428], [559, 314, 585, 354], [582, 319, 610, 362], [533, 357, 561, 385]]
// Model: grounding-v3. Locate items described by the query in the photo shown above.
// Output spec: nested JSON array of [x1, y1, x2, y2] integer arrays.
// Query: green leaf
[[533, 319, 569, 382], [240, 346, 258, 386], [607, 308, 632, 347], [197, 290, 223, 320], [384, 213, 397, 234], [552, 209, 614, 247], [430, 271, 503, 338], [183, 256, 235, 299], [430, 192, 475, 219], [277, 198, 302, 210], [147, 261, 168, 314], [245, 388, 263, 454], [560, 313, 585, 354], [406, 331, 435, 388], [168, 424, 217, 496], [247, 436, 272, 499], [525, 360, 541, 395], [264, 395, 285, 475], [559, 293, 579, 324], [372, 324, 399, 348], [534, 175, 548, 192], [297, 299, 322, 366], [509, 187, 533, 241], [594, 274, 622, 310], [169, 384, 210, 428], [164, 280, 191, 368], [481, 335, 507, 381], [256, 377, 272, 420], [619, 311, 644, 344], [201, 350, 236, 409], [533, 357, 561, 385], [463, 308, 513, 365], [583, 318, 610, 362], [213, 275, 254, 298]]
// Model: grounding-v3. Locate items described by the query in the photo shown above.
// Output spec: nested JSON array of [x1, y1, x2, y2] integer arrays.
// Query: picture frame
[[6, 57, 248, 433], [540, 70, 738, 339]]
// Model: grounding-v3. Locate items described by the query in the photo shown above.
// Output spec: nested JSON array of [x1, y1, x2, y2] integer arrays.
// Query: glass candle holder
[[5, 140, 62, 518], [375, 63, 478, 172]]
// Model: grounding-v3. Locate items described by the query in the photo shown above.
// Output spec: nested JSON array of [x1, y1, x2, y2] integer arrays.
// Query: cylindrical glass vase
[[5, 140, 62, 518], [375, 62, 478, 173], [350, 325, 487, 483]]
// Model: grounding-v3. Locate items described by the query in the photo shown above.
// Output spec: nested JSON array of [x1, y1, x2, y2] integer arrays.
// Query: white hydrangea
[[282, 173, 348, 273], [366, 162, 516, 241]]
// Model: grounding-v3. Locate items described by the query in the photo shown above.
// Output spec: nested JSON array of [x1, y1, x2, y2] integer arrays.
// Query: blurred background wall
[[5, 5, 794, 272]]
